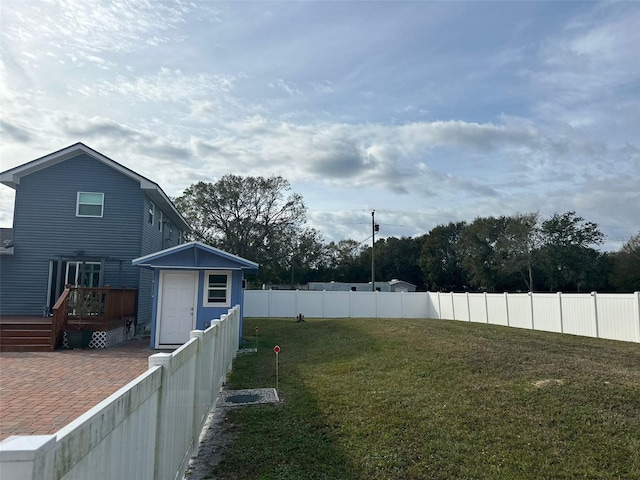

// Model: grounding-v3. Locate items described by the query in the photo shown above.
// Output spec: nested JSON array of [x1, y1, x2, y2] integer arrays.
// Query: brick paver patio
[[0, 338, 161, 441]]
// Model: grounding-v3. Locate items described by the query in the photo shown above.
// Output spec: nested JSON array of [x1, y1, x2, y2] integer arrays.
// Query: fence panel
[[347, 291, 374, 317], [438, 293, 455, 320], [531, 293, 562, 333], [243, 291, 269, 317], [151, 340, 198, 480], [404, 292, 432, 318], [376, 292, 403, 318], [596, 294, 640, 342], [506, 294, 532, 329], [484, 294, 509, 326], [298, 291, 325, 317], [468, 294, 488, 323], [452, 294, 470, 322], [55, 368, 161, 480], [324, 291, 352, 317], [561, 294, 597, 338]]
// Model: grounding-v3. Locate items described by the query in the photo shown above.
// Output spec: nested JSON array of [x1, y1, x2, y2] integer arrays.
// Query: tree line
[[175, 176, 639, 293]]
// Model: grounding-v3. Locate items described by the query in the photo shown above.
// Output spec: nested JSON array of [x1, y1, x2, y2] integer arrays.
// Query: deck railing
[[51, 286, 137, 347]]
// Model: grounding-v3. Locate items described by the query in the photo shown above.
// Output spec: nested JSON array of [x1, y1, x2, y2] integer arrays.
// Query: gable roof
[[132, 241, 259, 272], [0, 142, 190, 232]]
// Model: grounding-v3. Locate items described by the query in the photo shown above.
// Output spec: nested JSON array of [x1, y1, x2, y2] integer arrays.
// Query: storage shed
[[132, 242, 258, 349]]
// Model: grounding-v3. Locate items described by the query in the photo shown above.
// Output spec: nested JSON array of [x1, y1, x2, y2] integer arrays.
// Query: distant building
[[307, 279, 416, 293]]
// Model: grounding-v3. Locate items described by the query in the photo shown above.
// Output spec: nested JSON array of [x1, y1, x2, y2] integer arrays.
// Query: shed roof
[[132, 241, 259, 272], [0, 142, 190, 232]]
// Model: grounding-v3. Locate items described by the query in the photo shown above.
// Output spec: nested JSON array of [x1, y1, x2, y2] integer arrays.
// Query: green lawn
[[215, 318, 640, 479]]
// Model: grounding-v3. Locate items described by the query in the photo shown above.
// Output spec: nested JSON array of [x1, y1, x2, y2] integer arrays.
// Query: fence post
[[436, 292, 441, 319], [401, 291, 405, 318], [557, 292, 564, 334], [504, 292, 510, 327], [591, 292, 599, 338], [635, 292, 640, 343], [529, 292, 535, 331], [268, 289, 273, 318], [0, 435, 56, 480], [190, 330, 204, 457], [450, 292, 455, 320], [149, 352, 172, 480], [484, 292, 489, 323]]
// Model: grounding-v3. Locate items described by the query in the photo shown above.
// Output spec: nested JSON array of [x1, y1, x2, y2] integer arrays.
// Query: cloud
[[1, 0, 207, 61], [0, 120, 33, 143], [268, 79, 302, 97], [76, 68, 237, 103]]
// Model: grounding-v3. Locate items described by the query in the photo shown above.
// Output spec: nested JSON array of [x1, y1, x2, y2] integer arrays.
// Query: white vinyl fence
[[245, 290, 640, 343], [0, 305, 241, 480]]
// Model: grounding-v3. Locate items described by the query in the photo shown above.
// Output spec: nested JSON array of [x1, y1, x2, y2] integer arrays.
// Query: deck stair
[[0, 317, 56, 352]]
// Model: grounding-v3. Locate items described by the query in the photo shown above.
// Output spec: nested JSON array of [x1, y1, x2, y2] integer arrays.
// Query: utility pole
[[371, 210, 379, 292]]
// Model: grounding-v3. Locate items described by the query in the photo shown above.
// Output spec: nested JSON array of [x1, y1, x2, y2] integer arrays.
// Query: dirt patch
[[183, 406, 237, 480], [533, 378, 565, 388]]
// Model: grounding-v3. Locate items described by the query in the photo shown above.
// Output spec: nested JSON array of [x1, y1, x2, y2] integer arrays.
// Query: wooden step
[[0, 316, 55, 352], [0, 344, 52, 352]]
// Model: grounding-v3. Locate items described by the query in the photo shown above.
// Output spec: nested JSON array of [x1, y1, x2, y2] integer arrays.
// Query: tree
[[174, 175, 314, 284], [375, 236, 425, 290], [419, 222, 468, 291], [456, 216, 506, 291], [497, 213, 539, 291], [610, 232, 640, 292], [535, 211, 605, 292]]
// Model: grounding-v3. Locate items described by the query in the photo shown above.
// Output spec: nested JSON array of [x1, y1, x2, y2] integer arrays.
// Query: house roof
[[0, 142, 190, 232], [132, 241, 259, 272]]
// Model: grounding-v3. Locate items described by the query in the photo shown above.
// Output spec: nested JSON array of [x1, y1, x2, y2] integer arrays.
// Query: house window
[[65, 261, 101, 287], [77, 192, 104, 217], [158, 211, 163, 231], [203, 270, 231, 307], [148, 201, 155, 224], [178, 230, 183, 244]]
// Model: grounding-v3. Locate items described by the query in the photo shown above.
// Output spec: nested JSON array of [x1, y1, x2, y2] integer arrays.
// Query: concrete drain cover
[[217, 388, 279, 407], [227, 394, 260, 404]]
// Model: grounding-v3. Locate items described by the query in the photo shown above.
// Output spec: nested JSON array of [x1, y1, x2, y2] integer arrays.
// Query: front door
[[157, 271, 197, 347]]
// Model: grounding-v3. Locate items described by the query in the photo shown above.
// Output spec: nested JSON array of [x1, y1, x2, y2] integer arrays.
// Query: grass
[[214, 318, 640, 479]]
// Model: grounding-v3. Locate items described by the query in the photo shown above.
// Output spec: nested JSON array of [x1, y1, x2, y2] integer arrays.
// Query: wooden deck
[[0, 287, 137, 352]]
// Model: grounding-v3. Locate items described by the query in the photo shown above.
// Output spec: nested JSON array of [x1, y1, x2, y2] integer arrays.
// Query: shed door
[[158, 271, 197, 347]]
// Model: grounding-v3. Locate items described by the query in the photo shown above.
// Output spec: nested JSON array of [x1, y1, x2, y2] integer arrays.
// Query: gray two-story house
[[0, 143, 190, 332]]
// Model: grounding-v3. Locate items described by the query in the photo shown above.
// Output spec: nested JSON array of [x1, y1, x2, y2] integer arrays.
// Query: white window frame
[[203, 270, 231, 308], [148, 201, 155, 225], [76, 192, 104, 218], [158, 210, 163, 231]]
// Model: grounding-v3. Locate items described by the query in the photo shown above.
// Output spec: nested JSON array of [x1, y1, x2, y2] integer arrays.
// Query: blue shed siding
[[0, 154, 144, 315], [194, 270, 246, 330]]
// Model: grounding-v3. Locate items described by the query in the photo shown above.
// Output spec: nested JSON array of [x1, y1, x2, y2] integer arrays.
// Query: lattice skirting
[[63, 322, 135, 349]]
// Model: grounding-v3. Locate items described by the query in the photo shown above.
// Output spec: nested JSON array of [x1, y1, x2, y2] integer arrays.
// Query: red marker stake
[[274, 345, 281, 390]]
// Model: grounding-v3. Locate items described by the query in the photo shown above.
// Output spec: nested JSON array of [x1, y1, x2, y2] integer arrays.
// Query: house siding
[[0, 154, 144, 315], [136, 195, 184, 329]]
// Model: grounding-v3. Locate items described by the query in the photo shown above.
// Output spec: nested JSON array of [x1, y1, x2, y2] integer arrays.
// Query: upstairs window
[[203, 270, 230, 307], [77, 192, 104, 217], [158, 211, 163, 231], [148, 201, 155, 224]]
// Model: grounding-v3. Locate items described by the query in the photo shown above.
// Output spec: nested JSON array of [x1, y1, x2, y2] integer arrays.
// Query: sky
[[0, 0, 638, 251]]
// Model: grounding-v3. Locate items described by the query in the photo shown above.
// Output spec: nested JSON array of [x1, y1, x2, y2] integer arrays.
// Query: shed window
[[203, 270, 231, 307], [77, 192, 104, 217]]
